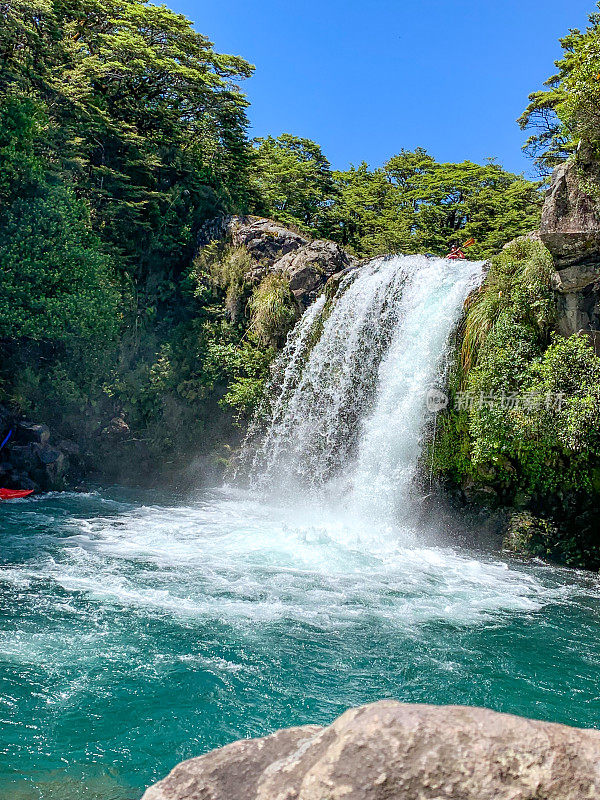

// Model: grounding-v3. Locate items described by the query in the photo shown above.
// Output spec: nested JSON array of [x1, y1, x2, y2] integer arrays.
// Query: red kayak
[[0, 488, 34, 500]]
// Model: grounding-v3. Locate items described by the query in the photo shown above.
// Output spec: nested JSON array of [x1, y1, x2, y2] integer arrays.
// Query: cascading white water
[[242, 254, 485, 524], [242, 258, 410, 489], [349, 255, 485, 525]]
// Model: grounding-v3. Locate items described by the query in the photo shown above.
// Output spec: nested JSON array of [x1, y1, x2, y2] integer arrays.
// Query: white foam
[[1, 491, 570, 637]]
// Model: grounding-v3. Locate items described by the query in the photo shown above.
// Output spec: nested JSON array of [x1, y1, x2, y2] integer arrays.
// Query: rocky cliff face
[[142, 700, 600, 800], [199, 215, 358, 309], [541, 158, 600, 345], [541, 158, 600, 267]]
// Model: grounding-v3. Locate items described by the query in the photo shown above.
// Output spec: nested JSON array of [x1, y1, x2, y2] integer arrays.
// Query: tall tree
[[323, 151, 541, 259], [386, 154, 541, 258], [252, 134, 335, 232], [519, 5, 600, 174], [1, 0, 255, 284], [321, 163, 412, 255], [0, 0, 257, 436]]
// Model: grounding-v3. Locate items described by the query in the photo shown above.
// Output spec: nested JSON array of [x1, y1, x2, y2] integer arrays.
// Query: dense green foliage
[[1, 0, 254, 268], [0, 189, 119, 343], [252, 141, 541, 259], [0, 0, 261, 467], [252, 135, 335, 231], [434, 239, 600, 567], [0, 0, 542, 480], [519, 4, 600, 173], [328, 151, 540, 260]]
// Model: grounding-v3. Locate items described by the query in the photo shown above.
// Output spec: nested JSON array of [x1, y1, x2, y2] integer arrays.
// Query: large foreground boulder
[[142, 700, 600, 800]]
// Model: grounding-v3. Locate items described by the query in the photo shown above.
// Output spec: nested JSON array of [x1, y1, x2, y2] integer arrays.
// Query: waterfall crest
[[239, 254, 484, 522]]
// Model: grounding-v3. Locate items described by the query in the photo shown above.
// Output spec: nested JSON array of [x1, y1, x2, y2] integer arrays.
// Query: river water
[[1, 489, 600, 799], [2, 256, 599, 799]]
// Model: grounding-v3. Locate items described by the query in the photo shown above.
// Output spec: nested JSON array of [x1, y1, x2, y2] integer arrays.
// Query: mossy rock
[[503, 512, 558, 558]]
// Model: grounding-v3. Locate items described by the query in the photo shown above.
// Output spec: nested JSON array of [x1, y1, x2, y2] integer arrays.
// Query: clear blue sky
[[172, 0, 594, 177]]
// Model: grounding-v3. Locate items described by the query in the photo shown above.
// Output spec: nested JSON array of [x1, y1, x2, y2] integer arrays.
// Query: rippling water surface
[[1, 488, 599, 800]]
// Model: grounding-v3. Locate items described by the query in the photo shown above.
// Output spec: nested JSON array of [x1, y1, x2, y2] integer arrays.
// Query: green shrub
[[0, 189, 120, 344], [460, 238, 554, 374], [436, 238, 600, 495], [248, 273, 298, 346], [192, 244, 253, 323], [435, 236, 600, 566]]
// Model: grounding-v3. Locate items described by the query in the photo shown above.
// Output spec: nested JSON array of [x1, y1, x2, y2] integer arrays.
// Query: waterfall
[[240, 254, 484, 524]]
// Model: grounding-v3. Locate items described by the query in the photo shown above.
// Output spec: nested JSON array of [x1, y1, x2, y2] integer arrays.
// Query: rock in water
[[142, 700, 600, 799]]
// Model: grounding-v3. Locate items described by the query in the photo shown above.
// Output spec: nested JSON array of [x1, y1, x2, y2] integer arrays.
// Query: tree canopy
[[252, 134, 335, 231], [519, 4, 600, 173], [0, 189, 119, 344], [252, 140, 541, 259], [1, 0, 255, 281]]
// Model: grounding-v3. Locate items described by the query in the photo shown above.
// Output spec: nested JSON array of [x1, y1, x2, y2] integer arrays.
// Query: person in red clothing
[[447, 244, 466, 260]]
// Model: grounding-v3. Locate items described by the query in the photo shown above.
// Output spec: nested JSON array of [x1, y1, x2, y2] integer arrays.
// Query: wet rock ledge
[[142, 700, 600, 800]]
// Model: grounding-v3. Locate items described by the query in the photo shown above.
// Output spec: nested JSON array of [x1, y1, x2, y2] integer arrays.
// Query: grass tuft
[[248, 273, 298, 346], [460, 238, 554, 376]]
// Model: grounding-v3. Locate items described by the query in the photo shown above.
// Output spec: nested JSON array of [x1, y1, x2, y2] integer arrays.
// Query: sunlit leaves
[[519, 5, 600, 172]]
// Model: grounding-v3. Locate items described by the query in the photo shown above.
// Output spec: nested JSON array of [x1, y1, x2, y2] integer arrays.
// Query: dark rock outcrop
[[502, 511, 557, 557], [17, 421, 51, 445], [198, 215, 358, 310], [142, 700, 600, 800], [551, 271, 600, 346], [540, 158, 600, 269], [0, 406, 81, 491], [540, 158, 600, 344], [198, 215, 309, 263], [274, 239, 357, 307], [229, 216, 309, 264]]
